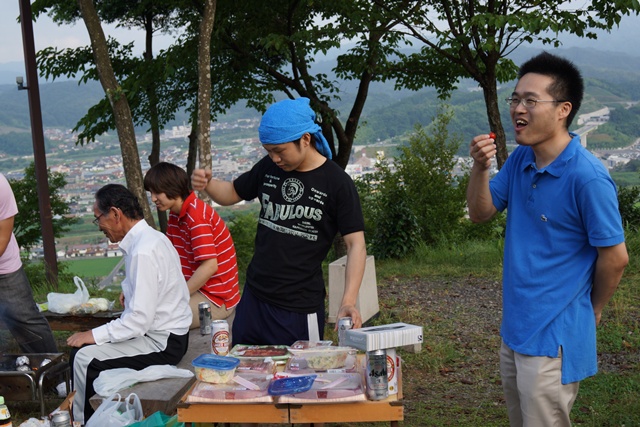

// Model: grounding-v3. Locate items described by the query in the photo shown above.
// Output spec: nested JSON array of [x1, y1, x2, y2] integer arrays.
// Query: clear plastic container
[[286, 347, 355, 371], [192, 354, 240, 384], [186, 373, 274, 403], [229, 344, 290, 360], [277, 372, 366, 403], [289, 340, 333, 350], [236, 358, 276, 374]]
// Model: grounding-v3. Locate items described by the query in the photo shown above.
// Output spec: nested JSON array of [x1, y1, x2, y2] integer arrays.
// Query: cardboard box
[[342, 322, 423, 352], [50, 390, 76, 424], [328, 255, 379, 324]]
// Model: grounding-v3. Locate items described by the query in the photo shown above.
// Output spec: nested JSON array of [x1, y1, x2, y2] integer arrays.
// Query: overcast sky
[[1, 2, 174, 65], [1, 2, 638, 67]]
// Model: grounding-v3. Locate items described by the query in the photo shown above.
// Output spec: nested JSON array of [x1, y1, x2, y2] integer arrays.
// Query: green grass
[[62, 256, 122, 279], [5, 235, 638, 426], [366, 236, 640, 427], [374, 239, 503, 279]]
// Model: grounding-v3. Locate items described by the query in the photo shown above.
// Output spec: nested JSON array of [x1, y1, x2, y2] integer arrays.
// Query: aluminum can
[[337, 317, 353, 347], [366, 349, 389, 400], [51, 411, 72, 427], [198, 302, 212, 336], [211, 319, 230, 356], [386, 348, 399, 395]]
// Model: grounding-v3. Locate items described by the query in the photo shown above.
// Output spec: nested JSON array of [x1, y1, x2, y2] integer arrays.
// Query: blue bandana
[[258, 97, 332, 159]]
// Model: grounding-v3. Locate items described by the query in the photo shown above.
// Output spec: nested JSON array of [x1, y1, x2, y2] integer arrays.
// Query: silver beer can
[[198, 302, 212, 336], [51, 410, 72, 427], [211, 319, 230, 356], [366, 349, 389, 400], [337, 316, 353, 347]]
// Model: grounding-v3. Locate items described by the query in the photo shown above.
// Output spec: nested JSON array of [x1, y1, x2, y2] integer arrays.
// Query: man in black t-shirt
[[192, 97, 366, 346]]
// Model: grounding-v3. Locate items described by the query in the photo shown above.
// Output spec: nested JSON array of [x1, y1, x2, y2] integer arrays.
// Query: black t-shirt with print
[[233, 155, 364, 313]]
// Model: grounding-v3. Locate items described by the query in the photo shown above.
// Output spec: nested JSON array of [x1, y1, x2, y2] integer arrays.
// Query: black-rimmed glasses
[[92, 212, 106, 226], [505, 98, 566, 108]]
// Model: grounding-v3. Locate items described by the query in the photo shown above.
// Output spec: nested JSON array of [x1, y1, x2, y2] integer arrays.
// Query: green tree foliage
[[0, 132, 51, 156], [355, 155, 422, 259], [617, 186, 640, 231], [23, 260, 75, 291], [356, 107, 468, 258], [226, 211, 258, 283], [608, 103, 640, 137], [377, 0, 640, 168], [8, 162, 78, 250], [207, 0, 418, 169], [615, 159, 640, 173], [396, 108, 468, 245], [586, 123, 634, 149]]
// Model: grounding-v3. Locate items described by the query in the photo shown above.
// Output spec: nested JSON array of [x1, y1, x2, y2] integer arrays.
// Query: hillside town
[[9, 104, 638, 262]]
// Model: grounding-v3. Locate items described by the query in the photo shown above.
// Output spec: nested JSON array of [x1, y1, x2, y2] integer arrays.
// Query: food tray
[[236, 358, 276, 374], [277, 372, 366, 403], [186, 373, 273, 403], [229, 344, 291, 360]]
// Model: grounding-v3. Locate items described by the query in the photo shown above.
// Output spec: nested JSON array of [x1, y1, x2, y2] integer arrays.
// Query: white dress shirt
[[92, 220, 192, 345]]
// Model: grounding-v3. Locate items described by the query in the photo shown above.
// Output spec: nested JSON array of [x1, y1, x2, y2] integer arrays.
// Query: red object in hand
[[489, 132, 496, 139]]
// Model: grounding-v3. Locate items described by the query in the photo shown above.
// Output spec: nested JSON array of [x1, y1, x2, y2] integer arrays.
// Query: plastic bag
[[70, 297, 112, 315], [47, 276, 90, 314], [94, 365, 194, 397], [129, 411, 184, 427], [85, 393, 143, 427]]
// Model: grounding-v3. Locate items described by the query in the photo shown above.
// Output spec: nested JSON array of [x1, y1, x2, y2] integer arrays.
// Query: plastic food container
[[192, 354, 240, 384], [289, 340, 333, 350], [287, 346, 354, 370], [230, 344, 290, 360], [236, 358, 276, 374], [277, 372, 366, 403], [268, 375, 317, 396], [186, 373, 274, 403]]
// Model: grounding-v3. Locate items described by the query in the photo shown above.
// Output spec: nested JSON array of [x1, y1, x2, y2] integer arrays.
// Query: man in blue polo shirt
[[466, 51, 628, 426]]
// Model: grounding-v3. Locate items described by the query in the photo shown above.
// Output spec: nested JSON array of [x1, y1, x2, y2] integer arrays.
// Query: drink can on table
[[211, 319, 230, 356], [337, 317, 353, 347], [51, 411, 72, 427], [198, 302, 212, 336], [386, 348, 399, 395], [366, 349, 389, 400]]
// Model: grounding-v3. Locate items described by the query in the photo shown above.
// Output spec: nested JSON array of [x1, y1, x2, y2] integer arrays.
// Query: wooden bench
[[0, 311, 122, 332], [2, 311, 208, 417], [89, 329, 210, 417]]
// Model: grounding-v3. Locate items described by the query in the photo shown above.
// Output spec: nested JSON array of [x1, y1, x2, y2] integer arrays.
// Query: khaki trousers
[[500, 340, 579, 427]]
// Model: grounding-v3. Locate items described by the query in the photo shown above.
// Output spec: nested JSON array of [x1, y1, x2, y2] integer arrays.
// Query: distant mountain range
[[1, 46, 639, 147]]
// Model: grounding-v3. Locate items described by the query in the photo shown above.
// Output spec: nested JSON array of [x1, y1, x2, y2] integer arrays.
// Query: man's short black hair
[[95, 184, 144, 220], [144, 162, 191, 201], [518, 51, 584, 127]]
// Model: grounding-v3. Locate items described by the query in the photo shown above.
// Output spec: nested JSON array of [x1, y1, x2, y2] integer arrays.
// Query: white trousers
[[72, 330, 182, 424]]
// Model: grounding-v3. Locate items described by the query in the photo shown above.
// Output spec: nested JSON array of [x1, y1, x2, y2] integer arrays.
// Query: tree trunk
[[77, 0, 155, 227], [143, 8, 167, 232], [481, 79, 508, 169], [187, 106, 198, 179], [196, 0, 216, 171]]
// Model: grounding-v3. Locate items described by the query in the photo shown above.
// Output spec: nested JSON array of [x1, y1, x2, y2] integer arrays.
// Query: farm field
[[61, 256, 122, 281]]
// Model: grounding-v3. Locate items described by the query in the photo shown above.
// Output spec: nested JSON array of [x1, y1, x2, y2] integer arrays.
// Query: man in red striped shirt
[[144, 162, 240, 329]]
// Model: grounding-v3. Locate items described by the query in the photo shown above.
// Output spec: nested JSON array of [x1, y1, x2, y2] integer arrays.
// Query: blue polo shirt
[[490, 134, 625, 384]]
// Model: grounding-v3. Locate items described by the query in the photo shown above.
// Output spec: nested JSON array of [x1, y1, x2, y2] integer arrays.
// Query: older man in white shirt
[[67, 184, 192, 425]]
